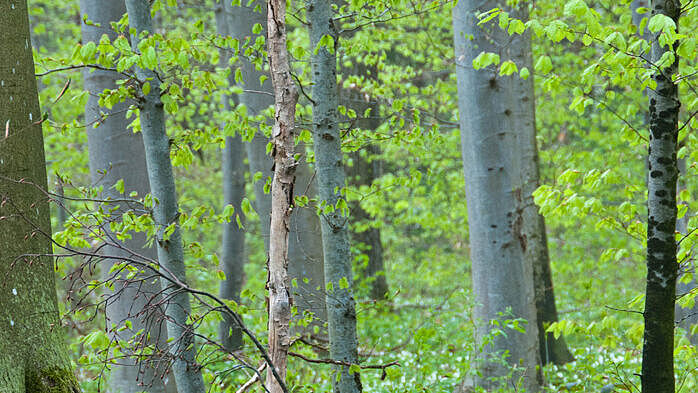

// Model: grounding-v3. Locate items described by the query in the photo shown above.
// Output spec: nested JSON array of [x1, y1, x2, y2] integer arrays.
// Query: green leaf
[[648, 14, 676, 34], [535, 55, 553, 74], [519, 67, 530, 80], [499, 60, 518, 76], [113, 178, 125, 194], [142, 46, 158, 69], [217, 270, 226, 281], [80, 41, 97, 61], [563, 0, 589, 18], [507, 19, 525, 35], [339, 277, 349, 289], [472, 52, 500, 70]]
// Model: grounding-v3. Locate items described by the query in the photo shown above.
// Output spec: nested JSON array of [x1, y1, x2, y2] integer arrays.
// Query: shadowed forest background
[[1, 0, 697, 392]]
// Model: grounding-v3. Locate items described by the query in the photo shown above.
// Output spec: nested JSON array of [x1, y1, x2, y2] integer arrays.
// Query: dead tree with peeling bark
[[265, 0, 299, 392]]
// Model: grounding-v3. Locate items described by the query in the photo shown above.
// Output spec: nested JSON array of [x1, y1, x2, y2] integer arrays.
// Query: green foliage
[[25, 0, 698, 391]]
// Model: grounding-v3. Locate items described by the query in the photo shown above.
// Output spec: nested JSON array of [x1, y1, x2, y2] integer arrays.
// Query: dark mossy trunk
[[0, 1, 81, 392]]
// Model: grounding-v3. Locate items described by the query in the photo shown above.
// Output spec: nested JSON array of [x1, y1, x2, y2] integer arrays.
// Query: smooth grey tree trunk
[[289, 150, 329, 331], [226, 0, 327, 330], [214, 0, 246, 352], [80, 2, 175, 392], [453, 1, 541, 391], [123, 1, 205, 392], [308, 1, 362, 392], [0, 1, 81, 390], [641, 2, 680, 392], [507, 4, 573, 367]]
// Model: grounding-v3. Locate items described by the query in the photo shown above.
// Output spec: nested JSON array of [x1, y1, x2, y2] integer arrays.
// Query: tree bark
[[308, 1, 362, 392], [507, 4, 573, 366], [641, 1, 681, 393], [288, 150, 328, 333], [227, 0, 327, 332], [265, 0, 298, 390], [214, 0, 246, 353], [80, 2, 175, 391], [123, 1, 205, 392], [453, 1, 541, 391], [0, 1, 81, 391]]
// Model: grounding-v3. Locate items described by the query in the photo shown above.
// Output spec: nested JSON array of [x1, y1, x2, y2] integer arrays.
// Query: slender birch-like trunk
[[641, 1, 681, 392], [214, 0, 246, 352], [123, 1, 205, 392], [0, 1, 80, 390], [265, 0, 297, 390], [308, 0, 362, 391], [453, 1, 541, 391]]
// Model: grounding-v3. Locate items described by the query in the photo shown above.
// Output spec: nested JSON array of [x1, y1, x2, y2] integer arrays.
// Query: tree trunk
[[214, 0, 246, 352], [123, 1, 205, 392], [507, 5, 573, 366], [288, 150, 328, 333], [453, 1, 541, 391], [0, 1, 81, 391], [343, 63, 388, 302], [641, 1, 680, 393], [265, 0, 297, 390], [227, 0, 327, 332], [308, 1, 362, 392], [80, 2, 175, 392]]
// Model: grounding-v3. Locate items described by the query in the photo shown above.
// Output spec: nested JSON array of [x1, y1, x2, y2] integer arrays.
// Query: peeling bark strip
[[266, 0, 297, 391], [642, 1, 681, 393], [123, 1, 205, 392], [0, 1, 81, 391], [308, 1, 362, 392]]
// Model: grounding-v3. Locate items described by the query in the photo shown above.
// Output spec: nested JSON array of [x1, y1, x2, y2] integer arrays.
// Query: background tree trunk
[[308, 0, 362, 391], [80, 2, 175, 391], [0, 1, 81, 390], [288, 150, 328, 333], [123, 1, 205, 392], [214, 0, 246, 352], [507, 4, 573, 366], [641, 1, 680, 392], [453, 1, 541, 391], [343, 63, 388, 302]]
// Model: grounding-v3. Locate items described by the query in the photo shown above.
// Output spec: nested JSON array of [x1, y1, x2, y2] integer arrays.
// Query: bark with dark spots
[[641, 2, 680, 393], [453, 1, 542, 391]]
